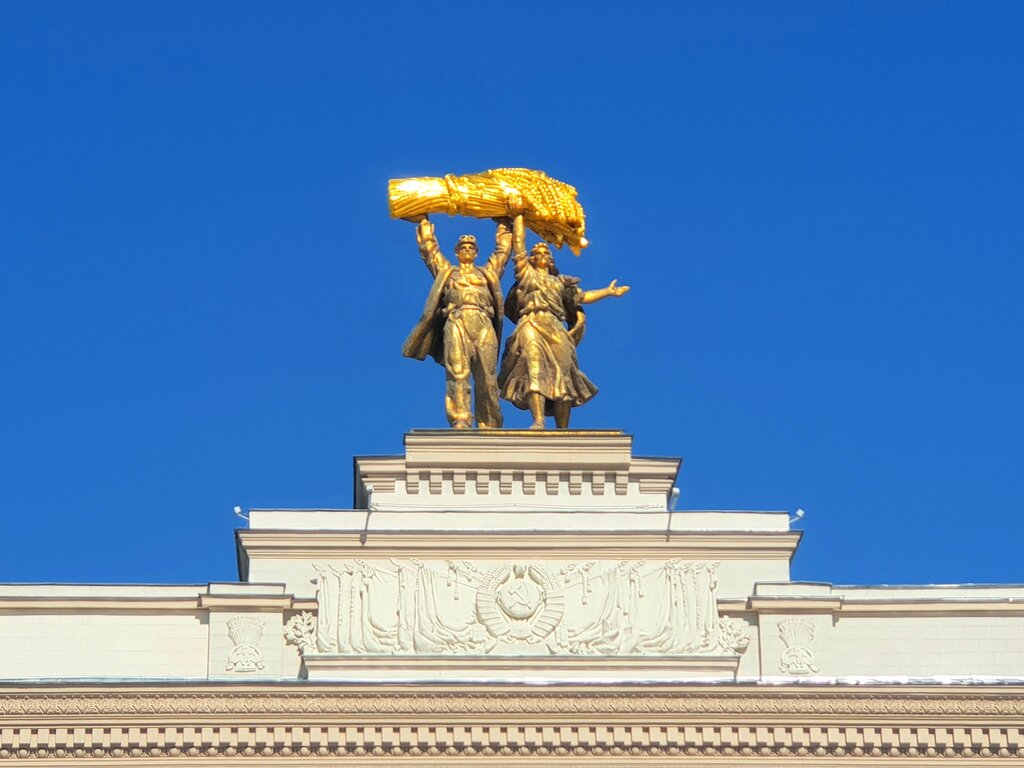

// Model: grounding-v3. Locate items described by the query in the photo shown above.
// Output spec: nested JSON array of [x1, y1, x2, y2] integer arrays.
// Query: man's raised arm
[[411, 215, 450, 277]]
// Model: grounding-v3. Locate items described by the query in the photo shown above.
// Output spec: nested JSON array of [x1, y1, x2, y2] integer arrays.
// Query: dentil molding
[[4, 685, 1024, 762]]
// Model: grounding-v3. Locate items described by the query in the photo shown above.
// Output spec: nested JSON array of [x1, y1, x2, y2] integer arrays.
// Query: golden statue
[[498, 216, 629, 429], [401, 215, 512, 429], [391, 168, 627, 429]]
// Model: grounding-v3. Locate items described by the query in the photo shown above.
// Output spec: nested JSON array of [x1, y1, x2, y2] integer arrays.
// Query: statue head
[[529, 242, 556, 273], [454, 234, 478, 265]]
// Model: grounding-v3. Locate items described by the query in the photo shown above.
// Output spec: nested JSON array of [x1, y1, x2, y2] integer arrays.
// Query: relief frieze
[[291, 558, 749, 658]]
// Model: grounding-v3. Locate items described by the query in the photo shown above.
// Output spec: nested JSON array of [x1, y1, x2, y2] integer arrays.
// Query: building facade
[[2, 431, 1023, 764]]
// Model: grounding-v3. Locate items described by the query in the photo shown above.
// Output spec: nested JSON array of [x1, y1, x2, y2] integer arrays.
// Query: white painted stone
[[2, 430, 1023, 685], [0, 611, 208, 679], [303, 654, 740, 682], [246, 508, 792, 532]]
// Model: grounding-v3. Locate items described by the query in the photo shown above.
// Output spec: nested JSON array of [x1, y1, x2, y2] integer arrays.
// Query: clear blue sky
[[2, 2, 1022, 587]]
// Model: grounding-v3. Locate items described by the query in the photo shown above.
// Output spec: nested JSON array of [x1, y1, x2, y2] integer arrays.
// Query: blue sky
[[2, 2, 1022, 587]]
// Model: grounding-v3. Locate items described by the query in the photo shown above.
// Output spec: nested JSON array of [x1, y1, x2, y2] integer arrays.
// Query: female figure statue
[[498, 215, 630, 429]]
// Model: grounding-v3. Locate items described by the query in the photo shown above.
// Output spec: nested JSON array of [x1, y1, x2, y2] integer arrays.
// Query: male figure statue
[[402, 215, 513, 428]]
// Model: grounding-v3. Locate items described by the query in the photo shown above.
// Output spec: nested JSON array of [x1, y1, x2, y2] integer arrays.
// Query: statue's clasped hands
[[504, 190, 525, 215]]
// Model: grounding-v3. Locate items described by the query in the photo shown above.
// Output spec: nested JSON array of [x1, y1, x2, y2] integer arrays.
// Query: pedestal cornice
[[354, 430, 681, 512]]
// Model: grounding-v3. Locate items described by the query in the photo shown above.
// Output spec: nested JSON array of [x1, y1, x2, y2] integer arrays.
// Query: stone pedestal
[[238, 431, 796, 682]]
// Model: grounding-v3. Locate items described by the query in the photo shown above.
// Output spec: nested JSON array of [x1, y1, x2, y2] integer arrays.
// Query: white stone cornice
[[301, 654, 741, 682], [352, 430, 681, 512], [237, 529, 802, 560]]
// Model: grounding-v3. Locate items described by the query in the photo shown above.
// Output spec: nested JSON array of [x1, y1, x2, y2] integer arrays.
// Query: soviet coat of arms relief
[[476, 564, 565, 648]]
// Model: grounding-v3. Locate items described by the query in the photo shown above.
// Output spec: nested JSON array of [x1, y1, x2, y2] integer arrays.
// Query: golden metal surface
[[498, 215, 629, 429], [388, 168, 587, 254], [401, 217, 513, 429], [392, 172, 628, 430]]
